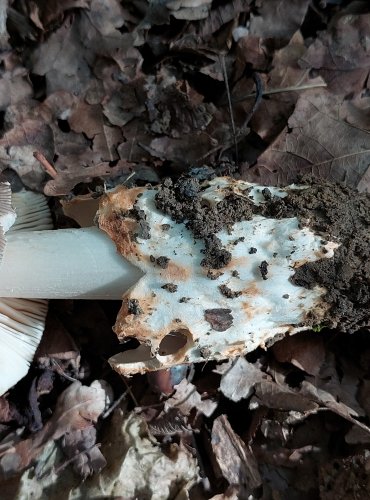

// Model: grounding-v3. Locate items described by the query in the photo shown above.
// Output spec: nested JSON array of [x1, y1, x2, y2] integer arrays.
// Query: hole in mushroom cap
[[158, 329, 189, 356], [110, 329, 193, 371]]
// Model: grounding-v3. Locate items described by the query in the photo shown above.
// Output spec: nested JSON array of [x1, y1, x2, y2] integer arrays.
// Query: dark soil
[[270, 178, 370, 333], [155, 175, 370, 333]]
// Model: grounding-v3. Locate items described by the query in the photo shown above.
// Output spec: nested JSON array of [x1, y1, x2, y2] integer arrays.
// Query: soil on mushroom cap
[[286, 179, 370, 331], [155, 175, 370, 333], [155, 177, 254, 271], [261, 177, 370, 333]]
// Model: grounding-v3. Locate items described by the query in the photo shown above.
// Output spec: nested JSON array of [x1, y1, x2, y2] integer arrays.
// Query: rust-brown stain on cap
[[98, 186, 147, 260], [242, 283, 260, 297], [160, 261, 191, 282], [101, 186, 146, 212]]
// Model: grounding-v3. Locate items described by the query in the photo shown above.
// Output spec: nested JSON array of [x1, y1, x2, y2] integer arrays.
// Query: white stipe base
[[0, 227, 142, 299]]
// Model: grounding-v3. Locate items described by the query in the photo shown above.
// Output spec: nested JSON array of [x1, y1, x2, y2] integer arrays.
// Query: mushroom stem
[[0, 227, 142, 299]]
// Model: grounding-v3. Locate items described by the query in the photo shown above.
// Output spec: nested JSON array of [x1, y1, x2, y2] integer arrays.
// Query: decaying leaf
[[299, 10, 370, 94], [252, 380, 319, 413], [12, 410, 199, 499], [165, 379, 217, 417], [249, 31, 326, 142], [216, 358, 266, 403], [244, 90, 370, 190], [249, 0, 310, 40], [272, 332, 326, 376], [0, 120, 54, 190], [60, 427, 106, 478], [0, 380, 109, 478]]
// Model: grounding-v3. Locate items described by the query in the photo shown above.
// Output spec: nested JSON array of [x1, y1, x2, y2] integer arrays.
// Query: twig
[[237, 72, 264, 137], [123, 171, 136, 185], [51, 359, 79, 383], [220, 54, 238, 162], [121, 377, 139, 407], [33, 151, 58, 179], [196, 72, 264, 163], [101, 388, 130, 419], [229, 82, 327, 104]]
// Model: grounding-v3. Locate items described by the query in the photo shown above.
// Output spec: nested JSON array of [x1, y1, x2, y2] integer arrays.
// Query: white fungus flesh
[[98, 178, 339, 375]]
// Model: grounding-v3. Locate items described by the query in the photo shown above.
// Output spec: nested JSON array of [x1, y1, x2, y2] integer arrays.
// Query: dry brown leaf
[[30, 0, 90, 28], [164, 379, 217, 417], [41, 380, 109, 441], [0, 53, 33, 110], [244, 90, 370, 190], [0, 380, 108, 478], [0, 120, 54, 190], [272, 332, 325, 376], [216, 358, 266, 403], [211, 415, 261, 496], [43, 160, 132, 196], [253, 380, 319, 413], [304, 352, 365, 418], [61, 427, 106, 478], [36, 315, 80, 363], [69, 101, 123, 161], [196, 0, 251, 39], [249, 0, 310, 40], [167, 0, 212, 21], [30, 17, 92, 96], [210, 488, 239, 500], [15, 410, 199, 499], [235, 35, 270, 70], [299, 11, 370, 94], [299, 379, 370, 436], [340, 94, 370, 132], [248, 31, 326, 142]]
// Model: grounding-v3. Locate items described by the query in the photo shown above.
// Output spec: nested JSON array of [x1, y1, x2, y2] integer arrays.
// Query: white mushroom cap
[[97, 178, 339, 375], [0, 185, 52, 395]]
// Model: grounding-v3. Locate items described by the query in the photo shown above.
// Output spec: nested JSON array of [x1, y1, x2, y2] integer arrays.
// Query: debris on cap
[[98, 176, 348, 376]]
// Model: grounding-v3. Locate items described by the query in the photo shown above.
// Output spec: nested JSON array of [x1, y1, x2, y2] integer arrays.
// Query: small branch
[[121, 377, 139, 407], [230, 82, 327, 104], [236, 72, 264, 138], [220, 54, 238, 162], [33, 151, 58, 179], [102, 388, 130, 419], [51, 359, 79, 383]]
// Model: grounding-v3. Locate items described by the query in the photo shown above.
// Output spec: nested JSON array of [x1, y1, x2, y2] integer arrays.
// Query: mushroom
[[1, 177, 368, 379], [0, 185, 52, 395]]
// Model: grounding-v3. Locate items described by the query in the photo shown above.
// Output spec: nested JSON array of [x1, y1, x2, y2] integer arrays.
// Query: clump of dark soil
[[155, 177, 254, 271], [262, 177, 370, 332], [128, 205, 151, 240]]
